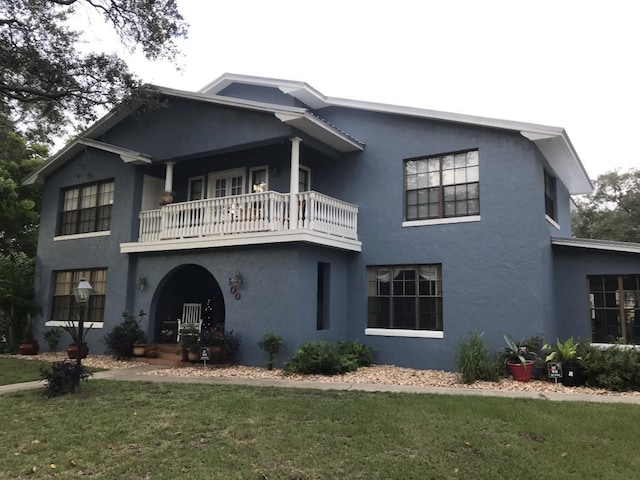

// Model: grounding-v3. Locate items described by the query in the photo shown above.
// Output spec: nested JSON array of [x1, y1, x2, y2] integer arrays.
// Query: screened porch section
[[133, 190, 359, 249]]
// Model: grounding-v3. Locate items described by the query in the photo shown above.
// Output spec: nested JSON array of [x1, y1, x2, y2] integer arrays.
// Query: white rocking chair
[[176, 303, 203, 342]]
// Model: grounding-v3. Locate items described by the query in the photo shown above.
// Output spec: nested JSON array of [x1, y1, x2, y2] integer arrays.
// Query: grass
[[1, 380, 640, 479], [0, 357, 103, 386]]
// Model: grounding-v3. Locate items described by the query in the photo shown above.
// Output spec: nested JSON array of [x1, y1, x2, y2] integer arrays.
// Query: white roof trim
[[552, 237, 640, 254], [78, 138, 152, 165], [202, 73, 593, 195]]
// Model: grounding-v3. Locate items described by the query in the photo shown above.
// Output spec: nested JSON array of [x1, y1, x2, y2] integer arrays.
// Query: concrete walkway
[[3, 364, 640, 404]]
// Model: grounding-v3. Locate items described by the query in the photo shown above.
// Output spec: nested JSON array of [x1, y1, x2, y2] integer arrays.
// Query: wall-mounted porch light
[[137, 274, 148, 291], [228, 270, 243, 289]]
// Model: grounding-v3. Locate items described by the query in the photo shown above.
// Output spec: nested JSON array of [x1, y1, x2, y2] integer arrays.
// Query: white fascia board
[[274, 112, 364, 152], [78, 138, 152, 165], [552, 237, 640, 254], [155, 85, 309, 116], [22, 106, 138, 185]]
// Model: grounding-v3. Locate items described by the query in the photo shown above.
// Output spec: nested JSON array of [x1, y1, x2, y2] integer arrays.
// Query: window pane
[[442, 169, 455, 186], [441, 155, 454, 170], [466, 166, 479, 183], [454, 168, 466, 184], [405, 160, 417, 175]]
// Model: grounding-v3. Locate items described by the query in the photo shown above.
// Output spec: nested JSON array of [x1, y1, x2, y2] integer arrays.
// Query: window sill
[[365, 328, 443, 339], [590, 342, 640, 350], [54, 231, 111, 241], [45, 321, 104, 329], [545, 215, 560, 230], [402, 215, 480, 228]]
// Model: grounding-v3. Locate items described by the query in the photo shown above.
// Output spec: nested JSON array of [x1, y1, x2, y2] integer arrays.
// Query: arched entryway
[[151, 264, 225, 342]]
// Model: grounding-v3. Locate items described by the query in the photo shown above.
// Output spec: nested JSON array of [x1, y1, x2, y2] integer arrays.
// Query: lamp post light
[[72, 278, 93, 388]]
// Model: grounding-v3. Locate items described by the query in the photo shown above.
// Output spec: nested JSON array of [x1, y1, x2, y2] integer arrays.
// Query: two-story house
[[25, 73, 640, 370]]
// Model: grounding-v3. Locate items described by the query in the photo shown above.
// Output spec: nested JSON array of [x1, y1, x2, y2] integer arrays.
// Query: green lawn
[[1, 380, 639, 479], [0, 357, 54, 385], [0, 357, 102, 386]]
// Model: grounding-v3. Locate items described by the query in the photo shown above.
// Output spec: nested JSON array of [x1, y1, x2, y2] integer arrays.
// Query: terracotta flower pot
[[507, 361, 534, 382], [133, 344, 147, 357], [18, 341, 39, 355], [67, 343, 89, 359]]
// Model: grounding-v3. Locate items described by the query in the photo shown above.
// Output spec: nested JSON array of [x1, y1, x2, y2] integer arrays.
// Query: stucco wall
[[553, 246, 640, 341]]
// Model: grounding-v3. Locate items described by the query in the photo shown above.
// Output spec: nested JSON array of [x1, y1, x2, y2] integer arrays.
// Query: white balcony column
[[289, 137, 301, 228], [164, 161, 175, 193]]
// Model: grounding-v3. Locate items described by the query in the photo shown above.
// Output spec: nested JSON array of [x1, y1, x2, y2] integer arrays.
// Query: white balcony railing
[[137, 191, 358, 243]]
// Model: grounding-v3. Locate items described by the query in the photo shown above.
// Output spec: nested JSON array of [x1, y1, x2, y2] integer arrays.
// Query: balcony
[[120, 191, 361, 253]]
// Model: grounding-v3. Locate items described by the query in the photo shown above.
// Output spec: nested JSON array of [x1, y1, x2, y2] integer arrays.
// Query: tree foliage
[[0, 129, 46, 257], [0, 0, 187, 140], [572, 169, 640, 243]]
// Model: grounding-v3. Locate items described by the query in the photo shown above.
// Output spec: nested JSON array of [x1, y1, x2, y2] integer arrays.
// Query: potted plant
[[178, 324, 200, 362], [501, 335, 536, 382], [542, 337, 585, 386], [43, 328, 62, 352], [133, 342, 147, 357], [62, 320, 94, 359], [104, 310, 146, 359], [18, 314, 39, 355], [161, 191, 174, 205], [199, 324, 225, 363]]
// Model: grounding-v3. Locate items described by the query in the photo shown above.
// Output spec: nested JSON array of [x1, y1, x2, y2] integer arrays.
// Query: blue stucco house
[[25, 73, 640, 370]]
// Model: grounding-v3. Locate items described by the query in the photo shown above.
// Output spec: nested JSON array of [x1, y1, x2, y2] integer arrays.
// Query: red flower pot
[[507, 361, 534, 382], [67, 343, 89, 359], [18, 341, 39, 355]]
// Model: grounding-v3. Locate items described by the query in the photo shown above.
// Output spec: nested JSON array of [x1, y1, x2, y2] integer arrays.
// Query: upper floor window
[[367, 265, 443, 331], [51, 269, 107, 324], [299, 166, 311, 192], [58, 180, 114, 236], [544, 170, 557, 220], [404, 150, 479, 221], [188, 176, 205, 201], [250, 166, 269, 193]]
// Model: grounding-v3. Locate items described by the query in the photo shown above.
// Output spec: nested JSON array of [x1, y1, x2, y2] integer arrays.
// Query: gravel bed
[[2, 352, 146, 370], [6, 353, 640, 397], [144, 364, 640, 397]]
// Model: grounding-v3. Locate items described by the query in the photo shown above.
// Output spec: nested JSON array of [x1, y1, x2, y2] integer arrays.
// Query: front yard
[[2, 379, 640, 479]]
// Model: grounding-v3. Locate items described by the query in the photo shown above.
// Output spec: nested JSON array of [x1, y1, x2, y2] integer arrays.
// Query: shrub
[[581, 342, 640, 391], [103, 310, 146, 359], [43, 328, 62, 351], [456, 331, 500, 384], [223, 330, 241, 363], [339, 341, 375, 368], [258, 332, 284, 370], [284, 340, 374, 375], [40, 361, 92, 397]]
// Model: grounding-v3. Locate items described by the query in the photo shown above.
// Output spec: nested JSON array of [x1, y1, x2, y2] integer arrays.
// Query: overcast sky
[[76, 0, 639, 179]]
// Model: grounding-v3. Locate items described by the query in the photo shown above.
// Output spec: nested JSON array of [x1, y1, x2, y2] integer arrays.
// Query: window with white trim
[[367, 265, 443, 331], [58, 180, 114, 235], [299, 166, 311, 192], [51, 269, 107, 324], [405, 151, 479, 221], [188, 176, 205, 201], [208, 168, 245, 198], [249, 166, 269, 193]]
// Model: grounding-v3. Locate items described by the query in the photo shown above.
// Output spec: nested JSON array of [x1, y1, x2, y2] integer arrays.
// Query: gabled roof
[[552, 237, 640, 254], [202, 73, 593, 195], [23, 86, 364, 185]]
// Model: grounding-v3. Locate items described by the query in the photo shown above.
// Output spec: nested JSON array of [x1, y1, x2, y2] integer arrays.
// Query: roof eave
[[552, 237, 640, 254]]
